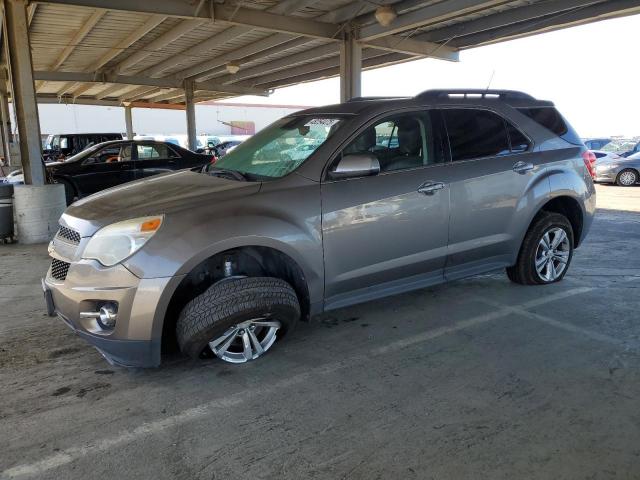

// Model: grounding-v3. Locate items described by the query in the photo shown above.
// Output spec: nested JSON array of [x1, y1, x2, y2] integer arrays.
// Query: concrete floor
[[1, 184, 639, 479]]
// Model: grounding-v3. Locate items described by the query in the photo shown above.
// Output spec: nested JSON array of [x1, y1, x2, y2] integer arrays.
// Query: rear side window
[[506, 123, 531, 153], [517, 107, 582, 145], [442, 109, 510, 161], [593, 152, 607, 159]]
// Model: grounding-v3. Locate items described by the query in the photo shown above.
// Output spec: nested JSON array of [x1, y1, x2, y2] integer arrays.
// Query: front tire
[[506, 212, 574, 285], [176, 277, 300, 363], [616, 169, 638, 186]]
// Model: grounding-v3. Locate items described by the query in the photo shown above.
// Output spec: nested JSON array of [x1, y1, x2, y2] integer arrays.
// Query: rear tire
[[176, 277, 300, 363], [616, 169, 638, 186], [506, 212, 574, 285]]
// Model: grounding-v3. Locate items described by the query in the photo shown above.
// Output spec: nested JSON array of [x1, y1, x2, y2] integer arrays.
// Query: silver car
[[594, 151, 640, 186], [43, 89, 596, 367]]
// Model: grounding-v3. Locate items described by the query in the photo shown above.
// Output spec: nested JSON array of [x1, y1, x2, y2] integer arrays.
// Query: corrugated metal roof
[[28, 0, 640, 106]]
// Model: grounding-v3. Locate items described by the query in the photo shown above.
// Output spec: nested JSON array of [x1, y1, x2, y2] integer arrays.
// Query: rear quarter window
[[517, 107, 582, 145]]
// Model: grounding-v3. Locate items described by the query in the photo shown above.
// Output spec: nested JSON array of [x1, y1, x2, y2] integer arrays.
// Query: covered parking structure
[[1, 0, 640, 242]]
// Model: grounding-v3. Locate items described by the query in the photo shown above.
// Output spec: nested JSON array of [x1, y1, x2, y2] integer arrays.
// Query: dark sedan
[[7, 140, 214, 204]]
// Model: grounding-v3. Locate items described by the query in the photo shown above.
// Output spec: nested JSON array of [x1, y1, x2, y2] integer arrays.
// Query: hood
[[65, 170, 261, 231]]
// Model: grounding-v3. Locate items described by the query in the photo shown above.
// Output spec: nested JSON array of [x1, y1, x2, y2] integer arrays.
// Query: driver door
[[321, 111, 452, 310]]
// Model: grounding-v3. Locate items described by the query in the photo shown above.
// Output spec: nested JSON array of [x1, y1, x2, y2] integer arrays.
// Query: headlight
[[82, 216, 163, 267]]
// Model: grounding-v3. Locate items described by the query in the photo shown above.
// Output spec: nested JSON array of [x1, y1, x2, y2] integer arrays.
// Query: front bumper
[[43, 254, 177, 368]]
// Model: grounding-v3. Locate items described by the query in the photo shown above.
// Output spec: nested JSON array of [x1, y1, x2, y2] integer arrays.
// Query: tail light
[[582, 150, 596, 179], [209, 155, 217, 164]]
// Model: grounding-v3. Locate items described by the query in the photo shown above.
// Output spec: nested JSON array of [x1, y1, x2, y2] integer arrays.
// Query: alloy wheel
[[618, 170, 637, 186], [208, 318, 281, 363], [534, 227, 571, 282]]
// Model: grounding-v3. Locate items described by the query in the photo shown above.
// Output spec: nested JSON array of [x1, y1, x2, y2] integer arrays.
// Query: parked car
[[620, 141, 640, 158], [10, 140, 213, 203], [43, 89, 595, 368], [43, 133, 123, 162], [213, 140, 243, 158], [583, 138, 611, 151], [594, 150, 640, 186], [593, 150, 621, 164]]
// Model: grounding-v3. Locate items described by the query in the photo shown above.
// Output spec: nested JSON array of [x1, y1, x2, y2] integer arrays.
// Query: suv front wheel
[[506, 212, 574, 285], [176, 277, 300, 363]]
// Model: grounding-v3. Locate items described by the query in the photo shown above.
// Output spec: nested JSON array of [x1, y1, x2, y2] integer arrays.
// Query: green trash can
[[0, 183, 14, 239]]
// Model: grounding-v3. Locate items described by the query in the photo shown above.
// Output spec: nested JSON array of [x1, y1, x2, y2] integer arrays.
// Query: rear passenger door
[[439, 108, 548, 280], [135, 143, 180, 178]]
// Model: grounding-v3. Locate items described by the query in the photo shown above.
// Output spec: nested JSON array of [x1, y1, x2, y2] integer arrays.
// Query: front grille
[[51, 259, 70, 281], [57, 226, 81, 244]]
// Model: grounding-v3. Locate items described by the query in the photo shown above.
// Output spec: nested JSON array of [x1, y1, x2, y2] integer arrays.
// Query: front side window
[[442, 109, 511, 161], [213, 116, 345, 179], [340, 112, 439, 173]]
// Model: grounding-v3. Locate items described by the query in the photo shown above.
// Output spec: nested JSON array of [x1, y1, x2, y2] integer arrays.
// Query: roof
[[24, 0, 640, 107]]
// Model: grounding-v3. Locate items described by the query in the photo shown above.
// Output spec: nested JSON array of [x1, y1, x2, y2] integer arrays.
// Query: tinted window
[[517, 107, 582, 145], [442, 109, 510, 161], [593, 152, 607, 159], [340, 112, 441, 173], [506, 122, 531, 153], [137, 144, 178, 160], [83, 144, 131, 164]]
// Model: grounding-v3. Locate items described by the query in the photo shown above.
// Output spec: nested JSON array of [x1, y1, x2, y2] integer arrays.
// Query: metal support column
[[124, 105, 134, 140], [4, 0, 44, 185], [184, 80, 197, 151], [0, 83, 11, 164], [339, 29, 362, 103]]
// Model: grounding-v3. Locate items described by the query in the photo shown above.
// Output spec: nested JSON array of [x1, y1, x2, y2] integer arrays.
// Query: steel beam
[[216, 43, 339, 85], [450, 0, 640, 47], [416, 0, 601, 43], [50, 8, 106, 70], [359, 0, 506, 41], [259, 52, 412, 90], [4, 0, 44, 184], [361, 36, 458, 61], [184, 80, 196, 151], [39, 0, 342, 39], [143, 26, 251, 78], [182, 35, 307, 81], [340, 32, 361, 102], [34, 71, 269, 96], [115, 19, 205, 74]]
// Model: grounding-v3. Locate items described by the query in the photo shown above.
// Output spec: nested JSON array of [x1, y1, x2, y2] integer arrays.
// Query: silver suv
[[43, 90, 596, 367]]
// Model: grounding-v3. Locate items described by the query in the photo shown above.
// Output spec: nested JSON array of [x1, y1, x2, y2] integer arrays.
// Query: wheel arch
[[533, 195, 584, 248], [159, 243, 312, 356]]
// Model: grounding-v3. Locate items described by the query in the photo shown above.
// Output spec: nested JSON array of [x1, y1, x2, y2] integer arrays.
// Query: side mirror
[[331, 153, 380, 179]]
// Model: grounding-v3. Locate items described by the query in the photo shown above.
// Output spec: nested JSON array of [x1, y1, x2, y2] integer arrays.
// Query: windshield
[[213, 116, 345, 179], [62, 143, 102, 162]]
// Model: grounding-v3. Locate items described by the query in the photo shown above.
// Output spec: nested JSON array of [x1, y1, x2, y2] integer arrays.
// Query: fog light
[[98, 303, 118, 329]]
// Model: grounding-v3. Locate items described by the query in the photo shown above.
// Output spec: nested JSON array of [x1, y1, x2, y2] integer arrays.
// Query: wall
[[35, 102, 307, 136]]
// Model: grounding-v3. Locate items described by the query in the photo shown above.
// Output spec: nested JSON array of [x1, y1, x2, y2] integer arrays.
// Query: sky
[[223, 14, 640, 138]]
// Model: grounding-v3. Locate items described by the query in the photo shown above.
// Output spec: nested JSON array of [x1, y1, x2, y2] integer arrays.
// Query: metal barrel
[[0, 183, 14, 238]]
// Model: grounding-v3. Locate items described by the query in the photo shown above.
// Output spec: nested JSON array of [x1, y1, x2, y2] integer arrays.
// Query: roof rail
[[416, 89, 536, 101], [346, 96, 410, 102]]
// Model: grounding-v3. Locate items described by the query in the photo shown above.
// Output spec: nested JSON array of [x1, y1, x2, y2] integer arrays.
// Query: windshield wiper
[[207, 167, 249, 182]]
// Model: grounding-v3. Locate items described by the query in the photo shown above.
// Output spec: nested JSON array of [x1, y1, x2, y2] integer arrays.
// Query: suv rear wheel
[[176, 277, 300, 363], [506, 212, 574, 285]]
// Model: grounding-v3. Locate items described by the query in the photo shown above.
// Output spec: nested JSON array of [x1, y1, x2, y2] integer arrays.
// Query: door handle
[[512, 161, 534, 174], [417, 181, 445, 195]]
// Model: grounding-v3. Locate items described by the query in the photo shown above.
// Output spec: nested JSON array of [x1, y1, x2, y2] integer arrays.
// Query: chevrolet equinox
[[43, 89, 596, 367]]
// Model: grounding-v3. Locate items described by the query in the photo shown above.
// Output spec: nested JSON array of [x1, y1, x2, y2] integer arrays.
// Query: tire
[[176, 276, 300, 363], [506, 212, 574, 285], [616, 169, 638, 187]]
